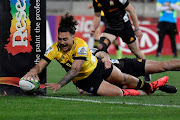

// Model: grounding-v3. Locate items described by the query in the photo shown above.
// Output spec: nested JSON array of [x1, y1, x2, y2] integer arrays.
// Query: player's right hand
[[23, 69, 40, 81]]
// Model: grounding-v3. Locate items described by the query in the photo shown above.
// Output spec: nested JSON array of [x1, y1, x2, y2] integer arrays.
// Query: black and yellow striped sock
[[136, 79, 151, 92]]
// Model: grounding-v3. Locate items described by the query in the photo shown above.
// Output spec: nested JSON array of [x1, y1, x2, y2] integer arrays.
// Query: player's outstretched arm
[[23, 59, 49, 81], [46, 59, 85, 93]]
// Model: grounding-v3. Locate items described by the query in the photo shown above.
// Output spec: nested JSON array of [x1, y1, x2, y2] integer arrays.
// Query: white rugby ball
[[19, 77, 40, 92]]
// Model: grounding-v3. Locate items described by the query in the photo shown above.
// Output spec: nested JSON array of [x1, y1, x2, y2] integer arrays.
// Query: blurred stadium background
[[46, 0, 180, 55], [46, 0, 180, 56]]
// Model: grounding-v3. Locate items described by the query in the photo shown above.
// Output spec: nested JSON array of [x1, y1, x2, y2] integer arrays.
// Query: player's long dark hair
[[58, 13, 78, 35]]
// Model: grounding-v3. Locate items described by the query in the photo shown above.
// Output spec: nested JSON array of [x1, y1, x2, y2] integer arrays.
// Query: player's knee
[[131, 48, 141, 55]]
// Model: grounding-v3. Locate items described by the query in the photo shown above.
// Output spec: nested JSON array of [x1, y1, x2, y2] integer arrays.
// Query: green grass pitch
[[1, 54, 180, 120]]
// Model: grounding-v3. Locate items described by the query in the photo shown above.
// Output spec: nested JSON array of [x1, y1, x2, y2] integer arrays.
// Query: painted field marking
[[41, 96, 180, 108]]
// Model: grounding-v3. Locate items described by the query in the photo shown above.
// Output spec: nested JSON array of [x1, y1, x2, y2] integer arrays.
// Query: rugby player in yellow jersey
[[23, 13, 169, 96]]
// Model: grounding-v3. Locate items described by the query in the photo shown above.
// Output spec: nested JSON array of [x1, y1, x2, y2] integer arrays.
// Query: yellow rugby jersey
[[44, 37, 98, 83]]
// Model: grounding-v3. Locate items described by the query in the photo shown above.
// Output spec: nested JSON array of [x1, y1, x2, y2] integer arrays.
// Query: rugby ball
[[19, 77, 40, 92]]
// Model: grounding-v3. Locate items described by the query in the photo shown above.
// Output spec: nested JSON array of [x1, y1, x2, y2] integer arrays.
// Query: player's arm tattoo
[[58, 68, 78, 87]]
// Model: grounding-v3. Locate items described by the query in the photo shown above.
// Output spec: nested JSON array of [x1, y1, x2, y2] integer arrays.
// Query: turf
[[1, 54, 180, 120]]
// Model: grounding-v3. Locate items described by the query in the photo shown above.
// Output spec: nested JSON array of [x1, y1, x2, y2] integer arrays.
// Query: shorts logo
[[5, 0, 32, 56], [120, 26, 159, 54], [89, 87, 94, 92], [77, 47, 87, 55], [137, 59, 142, 62], [130, 37, 134, 42]]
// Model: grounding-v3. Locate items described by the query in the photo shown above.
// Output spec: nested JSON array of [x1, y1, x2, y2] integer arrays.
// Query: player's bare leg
[[127, 41, 146, 59], [97, 80, 148, 96], [145, 59, 180, 74], [106, 66, 140, 87], [97, 80, 124, 96]]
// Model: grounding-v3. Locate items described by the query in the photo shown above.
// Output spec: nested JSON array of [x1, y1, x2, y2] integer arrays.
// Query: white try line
[[41, 96, 180, 108]]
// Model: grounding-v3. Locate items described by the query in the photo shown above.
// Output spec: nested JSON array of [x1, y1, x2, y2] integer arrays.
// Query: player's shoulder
[[72, 37, 88, 53], [74, 37, 88, 46], [74, 37, 85, 42], [45, 41, 59, 56], [51, 41, 59, 50]]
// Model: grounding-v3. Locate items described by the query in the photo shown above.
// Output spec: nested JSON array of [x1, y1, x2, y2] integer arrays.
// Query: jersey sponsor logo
[[77, 47, 87, 55], [5, 0, 32, 56], [45, 46, 53, 56]]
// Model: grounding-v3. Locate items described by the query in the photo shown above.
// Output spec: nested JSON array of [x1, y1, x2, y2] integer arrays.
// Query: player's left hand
[[135, 30, 143, 40], [45, 83, 61, 93]]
